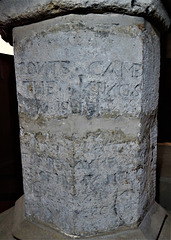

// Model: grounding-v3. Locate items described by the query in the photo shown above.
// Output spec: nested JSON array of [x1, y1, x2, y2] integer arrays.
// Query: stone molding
[[0, 0, 170, 44]]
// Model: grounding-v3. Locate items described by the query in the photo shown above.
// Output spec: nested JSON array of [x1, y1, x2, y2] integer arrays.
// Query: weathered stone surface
[[0, 0, 170, 32], [0, 199, 169, 240], [13, 14, 160, 237]]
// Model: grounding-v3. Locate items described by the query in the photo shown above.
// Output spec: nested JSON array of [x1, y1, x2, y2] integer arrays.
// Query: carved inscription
[[89, 61, 142, 78], [17, 60, 142, 78], [22, 81, 55, 95], [17, 61, 70, 77], [17, 60, 142, 117]]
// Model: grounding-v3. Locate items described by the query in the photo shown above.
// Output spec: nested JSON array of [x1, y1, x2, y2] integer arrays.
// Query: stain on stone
[[35, 132, 46, 143], [137, 24, 145, 32]]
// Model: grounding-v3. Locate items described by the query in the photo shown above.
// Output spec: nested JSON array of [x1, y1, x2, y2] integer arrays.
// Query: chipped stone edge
[[0, 0, 170, 44], [131, 0, 170, 30]]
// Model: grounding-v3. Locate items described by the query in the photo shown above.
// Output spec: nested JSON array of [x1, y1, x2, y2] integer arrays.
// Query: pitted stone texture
[[13, 14, 160, 237], [0, 0, 170, 31]]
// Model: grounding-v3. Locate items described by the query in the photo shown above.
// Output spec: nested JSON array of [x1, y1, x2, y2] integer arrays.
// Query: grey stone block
[[13, 13, 160, 237], [0, 0, 170, 31]]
